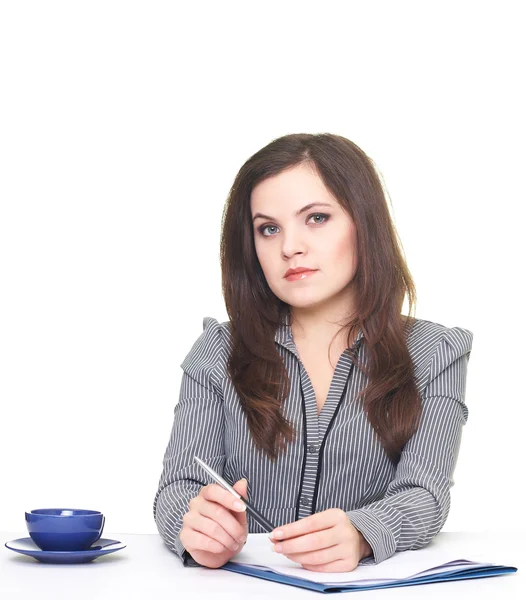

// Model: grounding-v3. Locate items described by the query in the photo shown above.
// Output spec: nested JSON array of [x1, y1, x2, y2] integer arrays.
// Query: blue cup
[[25, 509, 105, 551]]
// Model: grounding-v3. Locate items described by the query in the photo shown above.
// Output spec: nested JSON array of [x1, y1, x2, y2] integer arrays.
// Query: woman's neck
[[290, 311, 359, 349]]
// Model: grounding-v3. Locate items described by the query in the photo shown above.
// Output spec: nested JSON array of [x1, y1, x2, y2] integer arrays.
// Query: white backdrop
[[1, 1, 524, 535]]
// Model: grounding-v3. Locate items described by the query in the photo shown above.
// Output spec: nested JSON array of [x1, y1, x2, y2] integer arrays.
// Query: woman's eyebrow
[[252, 202, 333, 222]]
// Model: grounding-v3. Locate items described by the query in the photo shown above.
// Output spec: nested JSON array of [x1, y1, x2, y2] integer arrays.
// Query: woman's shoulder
[[408, 317, 473, 353], [407, 317, 474, 391], [180, 316, 232, 383]]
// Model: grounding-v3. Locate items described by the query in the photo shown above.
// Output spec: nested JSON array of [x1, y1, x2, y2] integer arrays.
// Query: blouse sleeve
[[153, 317, 226, 565], [345, 326, 474, 565]]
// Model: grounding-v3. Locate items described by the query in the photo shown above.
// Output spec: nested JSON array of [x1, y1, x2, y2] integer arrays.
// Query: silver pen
[[194, 456, 276, 533]]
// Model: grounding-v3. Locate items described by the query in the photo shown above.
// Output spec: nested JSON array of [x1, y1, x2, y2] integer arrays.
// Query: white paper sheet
[[229, 533, 497, 585]]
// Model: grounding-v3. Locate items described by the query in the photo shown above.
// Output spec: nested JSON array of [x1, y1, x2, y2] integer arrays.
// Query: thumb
[[233, 478, 248, 499]]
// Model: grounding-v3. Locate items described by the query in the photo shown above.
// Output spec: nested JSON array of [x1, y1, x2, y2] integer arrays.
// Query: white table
[[1, 531, 523, 599]]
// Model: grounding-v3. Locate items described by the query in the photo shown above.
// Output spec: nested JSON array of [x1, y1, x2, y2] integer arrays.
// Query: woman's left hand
[[269, 508, 373, 572]]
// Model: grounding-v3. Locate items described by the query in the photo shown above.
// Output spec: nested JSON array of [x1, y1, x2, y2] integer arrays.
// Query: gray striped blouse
[[153, 314, 473, 567]]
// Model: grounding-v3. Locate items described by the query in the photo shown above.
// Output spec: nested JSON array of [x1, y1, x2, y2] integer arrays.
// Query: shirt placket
[[295, 351, 353, 520], [275, 319, 362, 521], [296, 362, 321, 519]]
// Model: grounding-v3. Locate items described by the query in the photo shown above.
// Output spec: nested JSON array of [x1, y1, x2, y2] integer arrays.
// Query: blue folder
[[222, 561, 518, 593]]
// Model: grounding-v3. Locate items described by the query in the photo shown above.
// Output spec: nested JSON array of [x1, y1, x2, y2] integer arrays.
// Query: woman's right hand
[[179, 478, 249, 569]]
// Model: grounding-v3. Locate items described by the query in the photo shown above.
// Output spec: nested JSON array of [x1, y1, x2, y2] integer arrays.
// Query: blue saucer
[[5, 537, 126, 564]]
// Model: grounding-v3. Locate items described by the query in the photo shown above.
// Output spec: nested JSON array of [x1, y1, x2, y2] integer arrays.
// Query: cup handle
[[97, 515, 105, 542]]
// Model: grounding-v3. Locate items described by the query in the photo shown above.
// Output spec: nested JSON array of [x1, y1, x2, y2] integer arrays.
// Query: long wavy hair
[[220, 133, 421, 465]]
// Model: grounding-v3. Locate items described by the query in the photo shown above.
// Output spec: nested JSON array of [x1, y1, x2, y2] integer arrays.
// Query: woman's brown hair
[[220, 133, 421, 465]]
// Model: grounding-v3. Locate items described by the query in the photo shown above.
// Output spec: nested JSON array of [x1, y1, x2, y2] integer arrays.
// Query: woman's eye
[[308, 213, 329, 225], [261, 225, 278, 236], [258, 213, 329, 237]]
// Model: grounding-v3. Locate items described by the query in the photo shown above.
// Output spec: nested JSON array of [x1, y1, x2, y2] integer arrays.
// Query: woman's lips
[[285, 270, 318, 281]]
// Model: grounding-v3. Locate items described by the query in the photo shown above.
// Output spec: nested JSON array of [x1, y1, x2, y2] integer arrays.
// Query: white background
[[0, 1, 524, 535]]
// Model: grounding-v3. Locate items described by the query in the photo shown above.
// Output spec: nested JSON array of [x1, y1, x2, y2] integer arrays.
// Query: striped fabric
[[153, 314, 473, 567]]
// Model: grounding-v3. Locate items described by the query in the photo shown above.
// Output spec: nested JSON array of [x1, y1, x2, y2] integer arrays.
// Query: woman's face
[[250, 163, 358, 315]]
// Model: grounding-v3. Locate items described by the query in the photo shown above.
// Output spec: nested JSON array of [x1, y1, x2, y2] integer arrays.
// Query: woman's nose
[[281, 232, 306, 259]]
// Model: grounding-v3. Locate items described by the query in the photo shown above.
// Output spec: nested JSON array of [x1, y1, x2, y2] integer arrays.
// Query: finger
[[231, 503, 248, 529], [201, 483, 247, 513], [270, 511, 336, 541], [232, 478, 248, 499], [185, 512, 242, 552], [231, 480, 248, 528], [281, 543, 341, 566], [195, 498, 246, 543], [274, 528, 338, 555], [181, 527, 229, 555]]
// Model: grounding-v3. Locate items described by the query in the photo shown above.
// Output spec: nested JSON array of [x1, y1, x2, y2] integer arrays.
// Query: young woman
[[153, 133, 473, 572]]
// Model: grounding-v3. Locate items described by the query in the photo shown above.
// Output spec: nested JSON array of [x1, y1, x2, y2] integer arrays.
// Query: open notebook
[[221, 533, 517, 593]]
